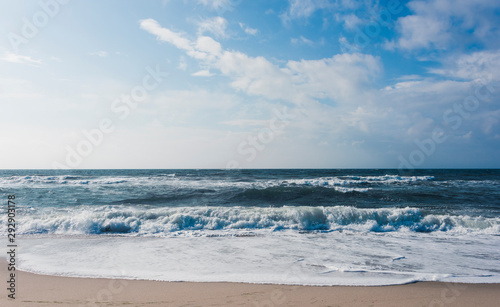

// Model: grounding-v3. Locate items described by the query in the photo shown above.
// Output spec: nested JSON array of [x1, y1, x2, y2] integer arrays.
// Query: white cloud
[[221, 119, 270, 127], [216, 51, 300, 102], [140, 19, 193, 52], [151, 89, 239, 126], [195, 36, 222, 56], [191, 70, 215, 77], [0, 52, 42, 66], [178, 56, 187, 70], [239, 23, 258, 35], [197, 0, 231, 10], [140, 19, 223, 65], [282, 0, 332, 21], [50, 56, 62, 62], [429, 50, 500, 81], [392, 13, 451, 50], [389, 0, 500, 51], [338, 13, 362, 30], [244, 27, 258, 35], [140, 19, 392, 167], [153, 89, 237, 110], [284, 54, 381, 103], [89, 51, 108, 57], [374, 76, 500, 143], [141, 19, 381, 106], [291, 36, 314, 46], [281, 0, 367, 24], [138, 18, 500, 167], [197, 16, 228, 38]]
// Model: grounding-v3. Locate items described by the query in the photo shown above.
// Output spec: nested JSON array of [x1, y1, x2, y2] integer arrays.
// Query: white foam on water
[[0, 174, 433, 189], [279, 175, 434, 187], [13, 230, 500, 286], [6, 206, 499, 236]]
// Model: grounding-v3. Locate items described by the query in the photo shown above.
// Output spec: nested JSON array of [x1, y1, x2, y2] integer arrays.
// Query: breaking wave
[[8, 205, 499, 237], [0, 174, 433, 189]]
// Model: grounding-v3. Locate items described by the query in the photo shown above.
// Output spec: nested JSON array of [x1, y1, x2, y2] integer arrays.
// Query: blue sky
[[1, 0, 499, 169]]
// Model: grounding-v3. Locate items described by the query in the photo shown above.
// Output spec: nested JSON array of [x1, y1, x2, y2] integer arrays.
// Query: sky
[[0, 0, 499, 169]]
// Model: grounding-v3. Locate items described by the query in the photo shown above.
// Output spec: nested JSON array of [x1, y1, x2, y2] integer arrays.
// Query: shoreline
[[2, 266, 500, 306]]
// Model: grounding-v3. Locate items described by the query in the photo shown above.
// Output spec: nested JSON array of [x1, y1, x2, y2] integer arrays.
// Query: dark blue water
[[1, 169, 499, 235]]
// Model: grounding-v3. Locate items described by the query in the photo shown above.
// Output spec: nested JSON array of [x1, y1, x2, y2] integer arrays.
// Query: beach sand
[[2, 264, 500, 307]]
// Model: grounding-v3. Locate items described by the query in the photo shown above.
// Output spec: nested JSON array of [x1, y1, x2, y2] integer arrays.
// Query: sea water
[[1, 169, 499, 285]]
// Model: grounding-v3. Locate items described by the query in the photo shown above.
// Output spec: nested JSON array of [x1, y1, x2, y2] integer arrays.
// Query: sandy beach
[[1, 264, 499, 307]]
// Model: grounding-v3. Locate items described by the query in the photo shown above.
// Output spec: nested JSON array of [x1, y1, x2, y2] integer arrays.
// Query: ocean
[[1, 169, 499, 286]]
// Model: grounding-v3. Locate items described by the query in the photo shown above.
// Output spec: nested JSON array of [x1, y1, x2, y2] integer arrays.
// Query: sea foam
[[6, 205, 499, 237]]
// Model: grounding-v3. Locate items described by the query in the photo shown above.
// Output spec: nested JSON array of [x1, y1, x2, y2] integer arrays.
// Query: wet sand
[[2, 265, 500, 306]]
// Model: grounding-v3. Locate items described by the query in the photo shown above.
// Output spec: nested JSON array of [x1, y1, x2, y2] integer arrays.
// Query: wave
[[7, 205, 499, 237], [276, 175, 434, 187], [0, 174, 433, 189], [0, 175, 176, 186]]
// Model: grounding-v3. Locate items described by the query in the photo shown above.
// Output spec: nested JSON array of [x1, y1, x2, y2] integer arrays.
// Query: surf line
[[6, 195, 16, 300]]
